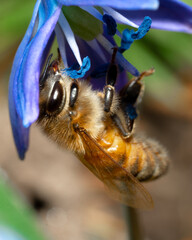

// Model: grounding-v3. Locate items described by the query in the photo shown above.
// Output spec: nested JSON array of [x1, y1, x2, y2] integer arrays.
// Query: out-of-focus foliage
[[0, 173, 46, 240], [0, 0, 36, 52], [182, 0, 192, 5], [0, 0, 36, 84]]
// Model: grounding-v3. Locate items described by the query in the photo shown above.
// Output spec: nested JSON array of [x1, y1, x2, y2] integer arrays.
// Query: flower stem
[[123, 206, 143, 240]]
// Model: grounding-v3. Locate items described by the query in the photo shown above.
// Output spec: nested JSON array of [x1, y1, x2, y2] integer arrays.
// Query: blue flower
[[9, 0, 192, 159]]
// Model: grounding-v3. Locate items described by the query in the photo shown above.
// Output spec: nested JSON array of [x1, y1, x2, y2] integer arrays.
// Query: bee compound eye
[[46, 81, 66, 115]]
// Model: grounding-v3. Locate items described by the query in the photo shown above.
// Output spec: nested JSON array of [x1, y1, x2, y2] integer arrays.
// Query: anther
[[102, 14, 117, 36]]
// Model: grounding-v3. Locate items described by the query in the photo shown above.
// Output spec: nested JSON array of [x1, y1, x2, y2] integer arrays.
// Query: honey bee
[[37, 52, 169, 209]]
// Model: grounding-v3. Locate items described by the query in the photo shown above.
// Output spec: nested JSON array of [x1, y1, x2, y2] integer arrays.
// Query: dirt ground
[[0, 77, 192, 240]]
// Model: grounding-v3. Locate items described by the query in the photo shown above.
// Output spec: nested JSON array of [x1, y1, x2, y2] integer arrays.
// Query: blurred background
[[0, 0, 192, 239]]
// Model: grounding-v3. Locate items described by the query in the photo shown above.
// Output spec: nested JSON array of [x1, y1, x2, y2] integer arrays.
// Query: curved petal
[[117, 0, 192, 33], [58, 0, 159, 10], [9, 2, 61, 159], [8, 100, 29, 160], [16, 7, 61, 128], [8, 0, 41, 159]]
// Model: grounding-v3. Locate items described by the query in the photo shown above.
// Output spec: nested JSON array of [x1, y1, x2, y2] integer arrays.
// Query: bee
[[37, 52, 169, 209]]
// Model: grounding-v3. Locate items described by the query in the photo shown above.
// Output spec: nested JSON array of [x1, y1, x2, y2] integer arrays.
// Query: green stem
[[123, 206, 143, 240]]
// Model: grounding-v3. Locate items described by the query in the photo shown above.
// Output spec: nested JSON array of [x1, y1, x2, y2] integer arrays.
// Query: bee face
[[38, 61, 105, 154]]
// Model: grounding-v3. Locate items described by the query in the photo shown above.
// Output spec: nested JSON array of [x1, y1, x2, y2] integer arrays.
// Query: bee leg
[[119, 81, 141, 134], [120, 68, 155, 132], [104, 48, 118, 112], [57, 48, 62, 63], [111, 113, 131, 138], [40, 53, 53, 85], [104, 85, 115, 112], [127, 118, 134, 132], [120, 68, 155, 106]]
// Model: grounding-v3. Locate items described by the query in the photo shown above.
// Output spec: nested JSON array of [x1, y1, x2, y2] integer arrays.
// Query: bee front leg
[[104, 48, 118, 112], [111, 113, 131, 138], [104, 71, 131, 138], [104, 48, 131, 138]]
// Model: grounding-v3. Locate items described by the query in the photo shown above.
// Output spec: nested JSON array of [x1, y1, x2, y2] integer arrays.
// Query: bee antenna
[[40, 53, 53, 85], [129, 68, 155, 87], [57, 48, 62, 63], [111, 47, 118, 64], [138, 68, 155, 81], [106, 47, 118, 87]]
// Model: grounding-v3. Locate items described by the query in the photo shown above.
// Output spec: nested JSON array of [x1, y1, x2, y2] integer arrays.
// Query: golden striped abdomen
[[98, 127, 169, 182]]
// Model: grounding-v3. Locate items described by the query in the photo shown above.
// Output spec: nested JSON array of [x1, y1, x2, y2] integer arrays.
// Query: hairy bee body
[[37, 58, 169, 208], [38, 72, 168, 182]]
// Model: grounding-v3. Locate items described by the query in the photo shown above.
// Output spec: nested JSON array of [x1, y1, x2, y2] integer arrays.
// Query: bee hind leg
[[119, 68, 155, 134]]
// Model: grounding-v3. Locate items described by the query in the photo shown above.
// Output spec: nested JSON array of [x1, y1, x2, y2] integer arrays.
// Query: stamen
[[86, 39, 107, 62], [62, 56, 91, 79], [80, 6, 103, 22], [102, 14, 117, 36], [55, 24, 68, 67], [102, 7, 139, 28], [96, 34, 140, 76], [58, 12, 82, 66], [119, 16, 152, 53]]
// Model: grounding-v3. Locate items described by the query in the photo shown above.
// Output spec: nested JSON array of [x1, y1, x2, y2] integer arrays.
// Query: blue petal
[[8, 0, 41, 159], [15, 6, 61, 128], [9, 1, 61, 158], [58, 0, 159, 10], [8, 99, 29, 160], [117, 0, 192, 33]]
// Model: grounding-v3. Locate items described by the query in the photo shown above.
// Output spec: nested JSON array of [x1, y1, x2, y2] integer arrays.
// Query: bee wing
[[76, 127, 154, 209]]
